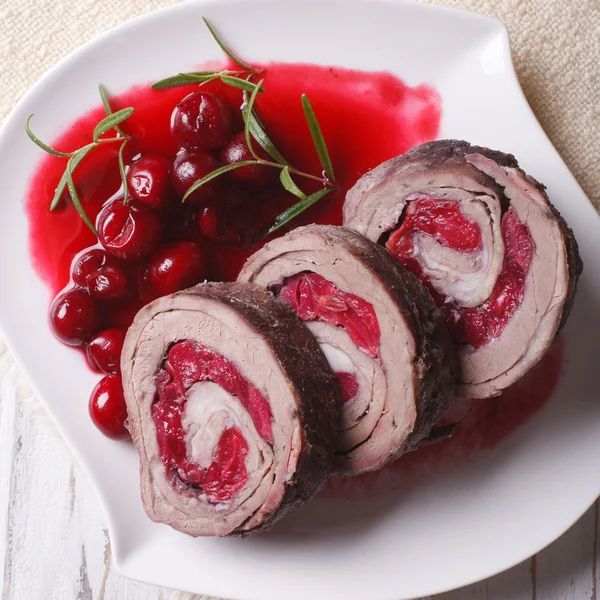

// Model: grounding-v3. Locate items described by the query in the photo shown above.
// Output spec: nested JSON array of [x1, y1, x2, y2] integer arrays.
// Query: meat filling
[[278, 271, 379, 406], [279, 272, 380, 358], [152, 339, 273, 503], [386, 197, 533, 347]]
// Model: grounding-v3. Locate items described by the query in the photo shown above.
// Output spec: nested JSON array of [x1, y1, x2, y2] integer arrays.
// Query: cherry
[[148, 241, 208, 296], [86, 328, 126, 374], [50, 289, 101, 346], [171, 91, 233, 149], [170, 149, 221, 206], [97, 198, 162, 261], [72, 249, 129, 301], [219, 132, 274, 189], [197, 187, 257, 245], [127, 154, 172, 210], [89, 375, 129, 439]]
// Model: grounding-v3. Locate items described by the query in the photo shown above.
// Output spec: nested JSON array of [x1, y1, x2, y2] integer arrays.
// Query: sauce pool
[[25, 61, 563, 497]]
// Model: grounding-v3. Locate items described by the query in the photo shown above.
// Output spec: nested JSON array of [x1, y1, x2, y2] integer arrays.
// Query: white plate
[[1, 1, 599, 598]]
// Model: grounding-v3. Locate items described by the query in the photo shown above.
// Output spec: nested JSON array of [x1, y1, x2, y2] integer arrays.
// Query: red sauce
[[323, 335, 565, 499], [336, 372, 360, 403], [279, 272, 380, 358], [153, 340, 273, 501], [386, 199, 534, 348], [26, 63, 441, 299]]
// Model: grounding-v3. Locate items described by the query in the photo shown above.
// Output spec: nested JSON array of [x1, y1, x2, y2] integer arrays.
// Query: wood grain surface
[[0, 371, 597, 600]]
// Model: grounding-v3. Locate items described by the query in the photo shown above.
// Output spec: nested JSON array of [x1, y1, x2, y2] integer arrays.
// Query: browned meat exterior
[[239, 225, 455, 475], [344, 139, 582, 398], [121, 282, 339, 536]]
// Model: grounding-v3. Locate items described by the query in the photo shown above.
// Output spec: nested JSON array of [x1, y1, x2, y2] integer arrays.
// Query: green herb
[[301, 94, 335, 183], [153, 17, 338, 234], [279, 167, 307, 201], [202, 17, 255, 71], [26, 86, 133, 232], [182, 161, 262, 203], [266, 189, 333, 236]]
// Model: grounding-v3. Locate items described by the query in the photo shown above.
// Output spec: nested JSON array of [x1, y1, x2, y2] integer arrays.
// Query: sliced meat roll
[[344, 139, 582, 398], [238, 225, 455, 475], [121, 282, 339, 536]]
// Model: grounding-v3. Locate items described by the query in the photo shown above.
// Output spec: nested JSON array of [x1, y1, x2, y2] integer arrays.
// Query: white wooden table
[[0, 363, 597, 600]]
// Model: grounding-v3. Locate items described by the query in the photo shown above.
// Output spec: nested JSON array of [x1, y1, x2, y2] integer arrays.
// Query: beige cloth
[[0, 1, 597, 598], [0, 0, 598, 209]]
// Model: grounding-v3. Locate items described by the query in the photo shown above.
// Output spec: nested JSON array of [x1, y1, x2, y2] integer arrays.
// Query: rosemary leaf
[[50, 145, 96, 211], [66, 166, 97, 235], [266, 188, 332, 236], [242, 90, 290, 165], [301, 94, 336, 183], [279, 167, 307, 201], [25, 115, 71, 158], [92, 107, 134, 142], [202, 17, 254, 71], [118, 139, 129, 205], [220, 74, 263, 92], [98, 84, 124, 136], [243, 79, 264, 160], [182, 160, 262, 203], [151, 72, 219, 89]]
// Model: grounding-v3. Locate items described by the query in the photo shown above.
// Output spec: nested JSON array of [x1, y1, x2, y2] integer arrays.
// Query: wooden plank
[[534, 503, 596, 600], [0, 379, 17, 598]]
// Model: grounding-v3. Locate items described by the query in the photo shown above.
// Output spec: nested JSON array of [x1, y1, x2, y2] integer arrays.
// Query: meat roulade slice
[[344, 139, 582, 399], [121, 282, 339, 536], [238, 225, 455, 475]]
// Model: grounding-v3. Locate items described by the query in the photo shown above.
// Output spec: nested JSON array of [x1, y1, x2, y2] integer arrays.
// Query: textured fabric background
[[1, 0, 598, 208], [0, 1, 597, 597]]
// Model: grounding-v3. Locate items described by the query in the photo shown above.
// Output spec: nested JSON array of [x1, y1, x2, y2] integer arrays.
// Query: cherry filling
[[278, 272, 380, 403], [386, 198, 534, 348], [335, 371, 360, 403], [152, 340, 273, 503]]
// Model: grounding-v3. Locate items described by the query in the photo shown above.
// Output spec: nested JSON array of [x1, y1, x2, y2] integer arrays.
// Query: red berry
[[89, 375, 129, 439], [170, 149, 221, 206], [148, 241, 208, 296], [86, 328, 126, 374], [97, 198, 162, 261], [88, 264, 129, 300], [219, 132, 274, 189], [50, 289, 101, 346], [197, 187, 257, 245], [73, 249, 107, 287], [171, 91, 233, 149], [127, 154, 172, 210], [72, 249, 129, 301]]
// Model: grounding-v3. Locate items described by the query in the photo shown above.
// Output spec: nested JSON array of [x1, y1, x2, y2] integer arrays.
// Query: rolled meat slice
[[238, 225, 455, 475], [121, 282, 339, 536], [344, 139, 582, 398]]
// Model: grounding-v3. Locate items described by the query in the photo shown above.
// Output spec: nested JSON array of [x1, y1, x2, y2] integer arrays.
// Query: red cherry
[[171, 91, 233, 149], [97, 198, 162, 261], [72, 249, 129, 301], [50, 289, 101, 346], [127, 154, 172, 210], [72, 249, 107, 287], [88, 264, 129, 300], [86, 328, 126, 374], [197, 187, 257, 245], [148, 241, 208, 296], [170, 149, 221, 206], [89, 375, 129, 439], [219, 132, 274, 189]]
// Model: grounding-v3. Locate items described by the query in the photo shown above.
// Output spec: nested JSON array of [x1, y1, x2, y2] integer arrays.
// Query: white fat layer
[[182, 381, 239, 468], [320, 342, 356, 374]]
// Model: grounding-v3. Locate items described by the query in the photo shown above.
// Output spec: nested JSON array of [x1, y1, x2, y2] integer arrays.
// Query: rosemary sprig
[[26, 86, 134, 233], [157, 18, 337, 234]]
